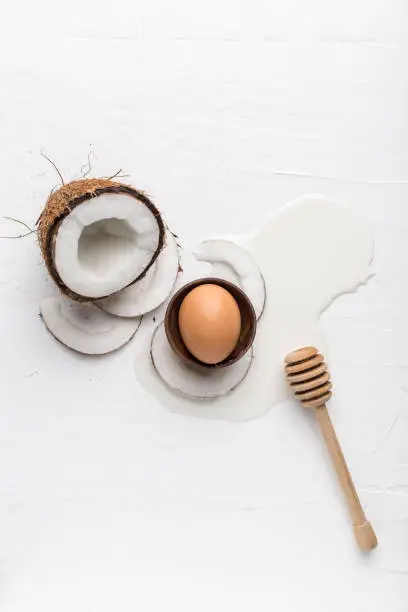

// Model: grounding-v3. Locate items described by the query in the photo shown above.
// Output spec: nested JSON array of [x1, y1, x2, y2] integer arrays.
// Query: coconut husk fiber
[[38, 178, 165, 302]]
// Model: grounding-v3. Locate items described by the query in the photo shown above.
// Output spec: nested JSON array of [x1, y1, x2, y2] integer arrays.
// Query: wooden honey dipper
[[284, 346, 377, 551]]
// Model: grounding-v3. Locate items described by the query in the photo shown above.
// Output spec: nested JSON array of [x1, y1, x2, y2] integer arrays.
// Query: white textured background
[[0, 1, 407, 610]]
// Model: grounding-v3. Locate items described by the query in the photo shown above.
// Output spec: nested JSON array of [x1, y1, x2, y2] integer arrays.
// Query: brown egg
[[178, 283, 241, 365]]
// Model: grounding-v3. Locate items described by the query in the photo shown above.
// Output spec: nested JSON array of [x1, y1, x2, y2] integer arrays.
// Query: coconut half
[[38, 179, 165, 301], [192, 239, 266, 319], [39, 296, 141, 355], [96, 230, 180, 317], [150, 322, 253, 399]]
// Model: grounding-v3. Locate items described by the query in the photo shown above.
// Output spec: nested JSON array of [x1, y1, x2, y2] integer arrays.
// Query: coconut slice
[[150, 322, 253, 399], [192, 239, 266, 319], [96, 230, 180, 317], [37, 179, 165, 301], [39, 296, 141, 355]]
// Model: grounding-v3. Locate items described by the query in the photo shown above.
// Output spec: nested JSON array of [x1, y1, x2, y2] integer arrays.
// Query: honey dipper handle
[[314, 406, 377, 551]]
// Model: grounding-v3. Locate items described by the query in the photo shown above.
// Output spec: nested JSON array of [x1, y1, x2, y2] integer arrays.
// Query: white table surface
[[0, 1, 407, 610]]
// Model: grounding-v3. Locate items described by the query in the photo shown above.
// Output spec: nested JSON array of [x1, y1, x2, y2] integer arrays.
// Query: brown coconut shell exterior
[[37, 178, 165, 302]]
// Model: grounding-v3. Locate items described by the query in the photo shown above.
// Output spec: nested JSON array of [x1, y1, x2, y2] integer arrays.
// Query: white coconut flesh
[[39, 296, 141, 355], [150, 323, 253, 399], [96, 230, 180, 317], [54, 193, 162, 299], [192, 239, 266, 319]]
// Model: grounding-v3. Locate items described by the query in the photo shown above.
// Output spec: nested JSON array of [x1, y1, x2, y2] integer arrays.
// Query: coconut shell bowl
[[164, 278, 257, 369]]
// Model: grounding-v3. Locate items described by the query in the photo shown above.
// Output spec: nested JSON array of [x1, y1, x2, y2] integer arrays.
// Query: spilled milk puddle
[[135, 194, 374, 422]]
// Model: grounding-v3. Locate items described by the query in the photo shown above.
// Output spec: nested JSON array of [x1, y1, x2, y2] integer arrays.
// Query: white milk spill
[[135, 194, 374, 422]]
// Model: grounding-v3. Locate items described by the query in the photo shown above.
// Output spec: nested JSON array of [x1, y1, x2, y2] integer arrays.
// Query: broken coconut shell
[[40, 296, 141, 355], [37, 178, 165, 302], [150, 322, 253, 399]]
